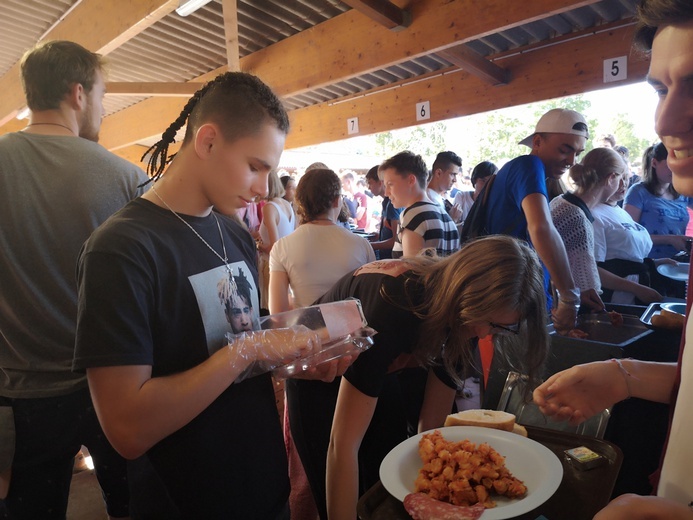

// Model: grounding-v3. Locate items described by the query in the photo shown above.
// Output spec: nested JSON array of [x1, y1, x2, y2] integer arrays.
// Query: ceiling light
[[176, 0, 214, 17]]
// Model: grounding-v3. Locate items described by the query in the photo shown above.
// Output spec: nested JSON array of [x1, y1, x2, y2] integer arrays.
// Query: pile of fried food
[[567, 310, 625, 339], [414, 430, 527, 509]]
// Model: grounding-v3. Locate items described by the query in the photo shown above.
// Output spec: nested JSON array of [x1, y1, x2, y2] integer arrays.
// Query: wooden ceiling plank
[[340, 0, 411, 31], [106, 82, 205, 96], [284, 24, 648, 149], [437, 45, 510, 85], [0, 0, 179, 126], [222, 0, 241, 71], [96, 0, 601, 150]]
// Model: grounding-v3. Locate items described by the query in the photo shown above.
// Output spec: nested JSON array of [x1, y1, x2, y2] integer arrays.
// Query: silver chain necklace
[[150, 183, 234, 277]]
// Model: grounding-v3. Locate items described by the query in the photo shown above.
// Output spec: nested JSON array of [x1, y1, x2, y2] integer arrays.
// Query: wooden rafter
[[106, 82, 205, 96], [340, 0, 411, 31], [97, 0, 601, 151], [221, 0, 240, 71], [437, 45, 510, 86], [0, 0, 179, 126]]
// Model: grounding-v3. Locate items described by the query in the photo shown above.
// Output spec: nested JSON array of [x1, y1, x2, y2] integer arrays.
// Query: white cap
[[519, 108, 589, 147]]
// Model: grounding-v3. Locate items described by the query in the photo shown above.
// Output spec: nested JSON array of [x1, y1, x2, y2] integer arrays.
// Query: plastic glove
[[227, 325, 321, 373]]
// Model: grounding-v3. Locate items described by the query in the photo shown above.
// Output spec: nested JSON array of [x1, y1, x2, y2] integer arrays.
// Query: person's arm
[[326, 378, 378, 520], [417, 370, 457, 432], [597, 266, 663, 304], [623, 203, 642, 223], [268, 270, 291, 314], [87, 329, 318, 459], [521, 193, 579, 329], [650, 233, 692, 253], [594, 494, 693, 519], [401, 228, 426, 257], [533, 359, 677, 426], [257, 203, 279, 254], [370, 218, 399, 252]]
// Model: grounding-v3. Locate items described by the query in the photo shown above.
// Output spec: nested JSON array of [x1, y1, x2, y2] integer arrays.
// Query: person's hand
[[228, 325, 320, 367], [292, 353, 359, 383], [633, 284, 663, 304], [532, 360, 629, 425], [654, 257, 678, 267], [448, 203, 463, 223], [593, 494, 693, 519], [580, 288, 605, 312], [668, 234, 692, 253], [552, 299, 577, 334]]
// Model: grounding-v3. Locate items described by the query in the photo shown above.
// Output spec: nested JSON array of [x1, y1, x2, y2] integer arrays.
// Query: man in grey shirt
[[0, 41, 147, 519]]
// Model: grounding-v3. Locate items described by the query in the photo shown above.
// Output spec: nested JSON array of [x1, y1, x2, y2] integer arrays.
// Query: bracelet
[[610, 358, 632, 399]]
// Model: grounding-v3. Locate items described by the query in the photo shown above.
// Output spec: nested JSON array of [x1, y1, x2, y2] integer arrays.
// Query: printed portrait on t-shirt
[[189, 261, 261, 355]]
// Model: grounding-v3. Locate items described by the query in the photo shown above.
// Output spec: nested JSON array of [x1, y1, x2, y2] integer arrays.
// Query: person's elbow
[[98, 421, 152, 460]]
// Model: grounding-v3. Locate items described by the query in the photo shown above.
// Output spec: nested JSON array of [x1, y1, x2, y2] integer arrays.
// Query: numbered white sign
[[416, 101, 431, 121], [347, 117, 359, 135], [603, 56, 627, 83]]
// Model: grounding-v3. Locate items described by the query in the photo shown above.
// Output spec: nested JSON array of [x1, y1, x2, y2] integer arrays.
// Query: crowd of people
[[1, 0, 693, 519]]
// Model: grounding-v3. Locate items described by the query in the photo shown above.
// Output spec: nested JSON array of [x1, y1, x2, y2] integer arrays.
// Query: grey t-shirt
[[0, 132, 148, 397]]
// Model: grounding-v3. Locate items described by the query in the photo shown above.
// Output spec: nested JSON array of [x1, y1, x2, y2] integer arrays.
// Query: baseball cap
[[519, 108, 589, 147]]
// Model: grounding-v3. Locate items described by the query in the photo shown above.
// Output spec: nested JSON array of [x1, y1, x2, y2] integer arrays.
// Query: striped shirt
[[392, 201, 459, 257]]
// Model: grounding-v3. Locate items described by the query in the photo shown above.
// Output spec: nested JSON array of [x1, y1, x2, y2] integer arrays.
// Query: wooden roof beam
[[285, 24, 649, 149], [340, 0, 411, 31], [438, 44, 510, 85], [106, 82, 204, 96], [0, 0, 179, 126], [222, 0, 240, 71], [96, 0, 601, 150]]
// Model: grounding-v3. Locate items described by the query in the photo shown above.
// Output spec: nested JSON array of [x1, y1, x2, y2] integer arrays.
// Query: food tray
[[640, 302, 687, 328], [548, 313, 651, 347], [272, 327, 375, 379]]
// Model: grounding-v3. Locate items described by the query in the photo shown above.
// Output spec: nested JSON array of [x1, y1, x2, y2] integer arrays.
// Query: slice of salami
[[403, 493, 485, 520]]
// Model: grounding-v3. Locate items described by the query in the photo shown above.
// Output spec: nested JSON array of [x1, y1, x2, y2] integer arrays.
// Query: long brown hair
[[390, 235, 549, 388]]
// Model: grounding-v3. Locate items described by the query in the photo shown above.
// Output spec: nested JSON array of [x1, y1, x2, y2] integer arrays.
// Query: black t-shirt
[[74, 198, 288, 519], [316, 261, 456, 397]]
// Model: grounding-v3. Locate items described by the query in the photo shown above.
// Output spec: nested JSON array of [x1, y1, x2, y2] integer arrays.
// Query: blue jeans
[[0, 387, 129, 519]]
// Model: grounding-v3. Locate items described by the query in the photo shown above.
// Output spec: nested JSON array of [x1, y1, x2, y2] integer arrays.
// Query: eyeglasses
[[489, 322, 521, 335]]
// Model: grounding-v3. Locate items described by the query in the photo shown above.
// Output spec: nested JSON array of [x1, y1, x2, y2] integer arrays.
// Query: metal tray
[[548, 313, 651, 347]]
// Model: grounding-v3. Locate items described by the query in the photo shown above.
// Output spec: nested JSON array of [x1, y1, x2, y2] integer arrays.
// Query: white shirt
[[591, 203, 652, 263], [269, 223, 375, 308], [657, 313, 693, 505]]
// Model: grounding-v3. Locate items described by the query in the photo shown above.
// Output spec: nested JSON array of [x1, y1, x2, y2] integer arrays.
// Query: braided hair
[[141, 72, 290, 184]]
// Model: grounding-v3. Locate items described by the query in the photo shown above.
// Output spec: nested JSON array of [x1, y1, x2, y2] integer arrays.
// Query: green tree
[[374, 122, 447, 166]]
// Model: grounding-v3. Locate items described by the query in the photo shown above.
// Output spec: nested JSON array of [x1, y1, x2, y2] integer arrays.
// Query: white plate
[[379, 426, 563, 520], [657, 263, 689, 282]]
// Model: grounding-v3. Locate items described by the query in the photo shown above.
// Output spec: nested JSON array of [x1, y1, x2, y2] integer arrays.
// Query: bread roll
[[512, 424, 528, 437], [651, 309, 685, 330], [444, 409, 516, 432]]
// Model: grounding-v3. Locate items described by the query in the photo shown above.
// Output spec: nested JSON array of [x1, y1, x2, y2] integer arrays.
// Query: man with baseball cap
[[484, 108, 602, 333]]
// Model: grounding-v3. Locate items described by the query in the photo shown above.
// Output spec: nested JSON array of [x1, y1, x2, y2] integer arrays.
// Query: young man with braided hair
[[0, 40, 146, 519], [534, 1, 693, 518], [73, 72, 320, 518]]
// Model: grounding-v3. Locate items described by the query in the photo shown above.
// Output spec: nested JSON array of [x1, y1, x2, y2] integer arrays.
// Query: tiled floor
[[67, 469, 107, 520]]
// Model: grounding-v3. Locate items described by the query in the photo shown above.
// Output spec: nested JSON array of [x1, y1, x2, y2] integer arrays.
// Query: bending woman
[[286, 235, 549, 520]]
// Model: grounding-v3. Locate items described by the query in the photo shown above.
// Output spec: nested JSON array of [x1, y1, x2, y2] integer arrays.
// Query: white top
[[657, 311, 693, 505], [591, 203, 652, 263], [259, 199, 295, 245], [426, 188, 446, 210], [269, 223, 375, 308], [550, 195, 601, 293], [453, 190, 475, 223]]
